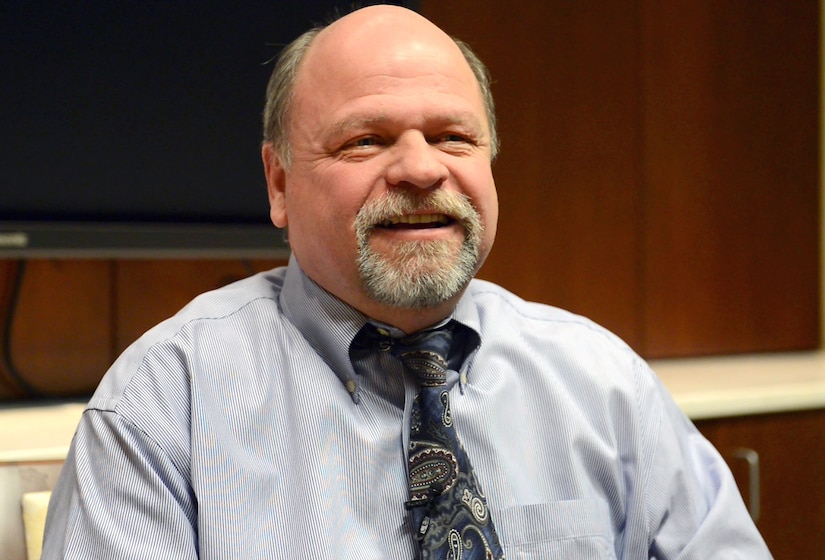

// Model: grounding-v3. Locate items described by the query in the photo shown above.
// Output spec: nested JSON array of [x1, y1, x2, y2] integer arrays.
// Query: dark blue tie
[[357, 323, 505, 560]]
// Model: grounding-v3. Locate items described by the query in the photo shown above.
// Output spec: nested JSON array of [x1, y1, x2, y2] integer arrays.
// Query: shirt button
[[346, 380, 357, 394]]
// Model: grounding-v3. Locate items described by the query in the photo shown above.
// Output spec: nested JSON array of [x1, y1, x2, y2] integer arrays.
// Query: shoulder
[[463, 278, 658, 416], [89, 266, 291, 411], [466, 277, 635, 356]]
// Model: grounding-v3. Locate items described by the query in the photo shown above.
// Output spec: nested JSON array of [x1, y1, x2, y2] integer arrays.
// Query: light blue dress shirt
[[43, 256, 770, 559]]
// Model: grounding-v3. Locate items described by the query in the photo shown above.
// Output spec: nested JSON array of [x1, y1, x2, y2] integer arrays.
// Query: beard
[[354, 190, 483, 309]]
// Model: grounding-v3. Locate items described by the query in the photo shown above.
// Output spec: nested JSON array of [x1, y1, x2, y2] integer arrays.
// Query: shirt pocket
[[493, 499, 616, 560]]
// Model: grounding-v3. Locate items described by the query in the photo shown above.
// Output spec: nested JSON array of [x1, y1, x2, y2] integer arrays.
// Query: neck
[[358, 296, 461, 335], [292, 255, 468, 334]]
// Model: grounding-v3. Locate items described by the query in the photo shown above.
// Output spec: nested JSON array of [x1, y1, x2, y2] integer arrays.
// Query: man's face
[[264, 9, 498, 323]]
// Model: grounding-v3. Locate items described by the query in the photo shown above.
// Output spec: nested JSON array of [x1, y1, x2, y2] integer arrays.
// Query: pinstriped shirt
[[43, 256, 770, 559]]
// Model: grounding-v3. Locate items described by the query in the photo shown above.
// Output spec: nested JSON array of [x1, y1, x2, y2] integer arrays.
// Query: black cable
[[1, 260, 43, 398]]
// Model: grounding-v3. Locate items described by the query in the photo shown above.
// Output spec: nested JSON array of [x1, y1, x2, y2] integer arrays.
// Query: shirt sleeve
[[42, 409, 198, 559], [643, 365, 772, 559]]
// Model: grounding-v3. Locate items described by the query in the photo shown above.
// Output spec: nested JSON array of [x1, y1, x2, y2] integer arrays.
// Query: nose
[[385, 131, 448, 190]]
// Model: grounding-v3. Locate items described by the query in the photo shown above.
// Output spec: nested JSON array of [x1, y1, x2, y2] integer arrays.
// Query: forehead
[[292, 33, 486, 131], [301, 8, 476, 81]]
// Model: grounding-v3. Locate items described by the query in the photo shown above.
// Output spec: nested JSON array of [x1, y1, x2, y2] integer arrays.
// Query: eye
[[352, 137, 378, 147], [343, 135, 388, 150], [333, 134, 385, 161], [432, 130, 481, 148], [438, 133, 470, 143], [431, 132, 478, 155]]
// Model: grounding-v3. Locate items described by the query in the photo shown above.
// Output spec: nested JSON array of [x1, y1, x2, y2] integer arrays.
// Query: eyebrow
[[330, 111, 485, 137], [331, 115, 391, 137]]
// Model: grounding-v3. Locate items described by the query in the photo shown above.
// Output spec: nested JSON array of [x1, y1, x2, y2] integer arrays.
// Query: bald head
[[262, 5, 497, 166], [314, 4, 452, 50], [308, 5, 461, 71]]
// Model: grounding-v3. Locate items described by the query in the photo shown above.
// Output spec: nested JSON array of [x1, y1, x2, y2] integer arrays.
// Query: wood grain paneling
[[4, 260, 114, 396], [640, 0, 820, 356], [423, 0, 820, 357], [0, 261, 32, 398]]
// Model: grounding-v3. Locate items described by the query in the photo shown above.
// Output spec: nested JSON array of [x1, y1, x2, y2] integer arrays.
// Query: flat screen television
[[1, 1, 417, 259]]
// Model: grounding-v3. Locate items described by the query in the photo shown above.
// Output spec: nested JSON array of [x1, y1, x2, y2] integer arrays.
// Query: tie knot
[[393, 329, 452, 387], [356, 323, 453, 387]]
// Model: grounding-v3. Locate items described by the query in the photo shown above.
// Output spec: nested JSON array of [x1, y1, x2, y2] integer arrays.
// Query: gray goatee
[[354, 190, 483, 309]]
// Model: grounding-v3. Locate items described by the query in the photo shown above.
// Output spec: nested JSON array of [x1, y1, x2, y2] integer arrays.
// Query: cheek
[[284, 167, 372, 248], [464, 166, 498, 236], [484, 195, 498, 239], [480, 193, 498, 253]]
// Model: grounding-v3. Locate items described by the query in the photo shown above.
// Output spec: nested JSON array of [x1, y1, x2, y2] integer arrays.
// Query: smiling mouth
[[377, 214, 453, 229]]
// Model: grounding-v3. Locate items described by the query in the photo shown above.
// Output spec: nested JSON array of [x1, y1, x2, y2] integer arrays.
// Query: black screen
[[1, 1, 417, 257]]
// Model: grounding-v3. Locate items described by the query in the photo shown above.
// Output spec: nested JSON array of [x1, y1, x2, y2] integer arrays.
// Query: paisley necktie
[[357, 322, 505, 559]]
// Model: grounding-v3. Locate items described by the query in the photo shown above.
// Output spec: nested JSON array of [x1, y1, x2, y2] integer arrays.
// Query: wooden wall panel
[[423, 0, 820, 357], [640, 0, 820, 356], [4, 260, 114, 396]]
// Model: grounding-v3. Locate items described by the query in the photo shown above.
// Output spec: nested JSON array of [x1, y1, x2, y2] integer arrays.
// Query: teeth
[[380, 214, 449, 227]]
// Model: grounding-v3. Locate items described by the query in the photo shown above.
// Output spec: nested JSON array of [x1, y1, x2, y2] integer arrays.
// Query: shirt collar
[[279, 255, 366, 397], [279, 255, 482, 401]]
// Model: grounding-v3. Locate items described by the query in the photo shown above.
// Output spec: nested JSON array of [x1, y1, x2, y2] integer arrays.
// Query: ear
[[262, 142, 288, 228]]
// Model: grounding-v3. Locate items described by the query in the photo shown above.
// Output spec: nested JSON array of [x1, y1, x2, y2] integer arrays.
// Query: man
[[44, 5, 770, 559]]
